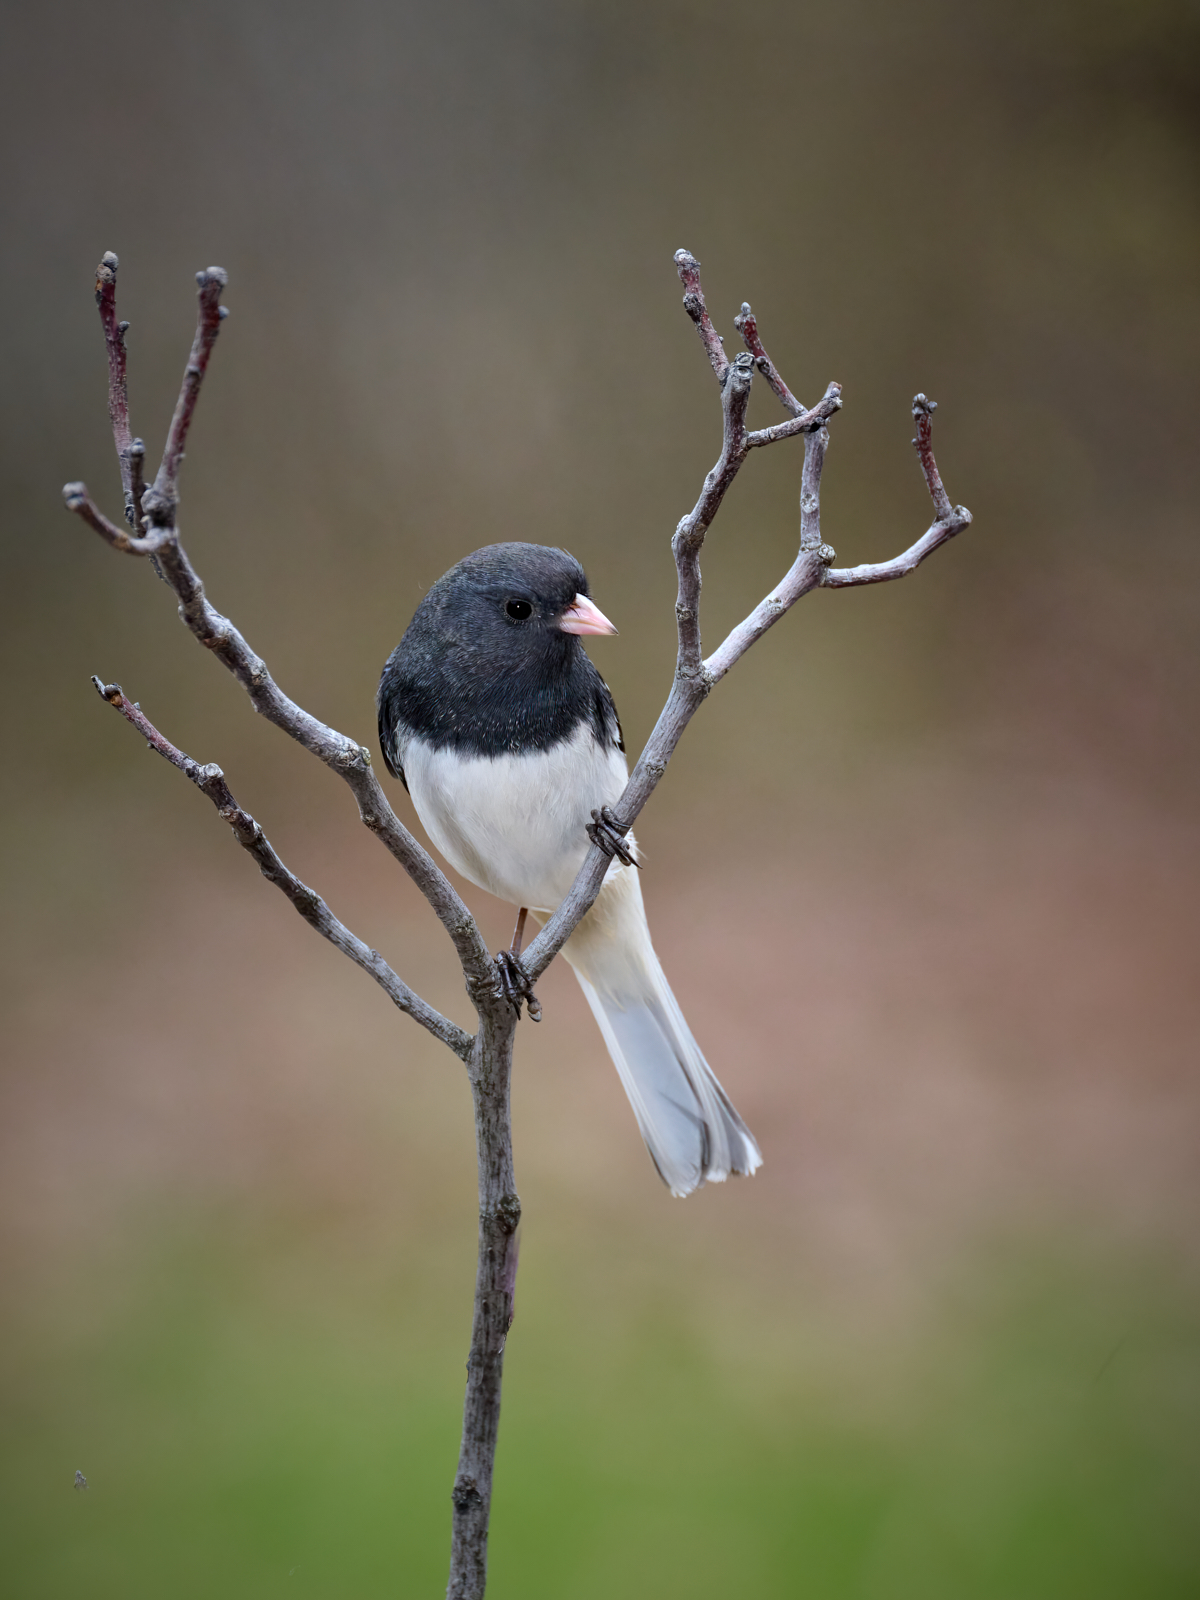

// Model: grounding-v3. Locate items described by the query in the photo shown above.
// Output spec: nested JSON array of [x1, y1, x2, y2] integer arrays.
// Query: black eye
[[505, 599, 533, 621]]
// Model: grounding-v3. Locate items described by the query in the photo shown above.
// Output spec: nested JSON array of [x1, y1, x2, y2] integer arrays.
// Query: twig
[[734, 300, 807, 415], [95, 255, 131, 453], [127, 438, 147, 533], [525, 258, 970, 984], [63, 257, 499, 1008], [61, 482, 168, 555], [671, 357, 839, 675], [704, 543, 834, 684], [674, 249, 729, 381], [671, 260, 843, 679], [912, 393, 953, 520], [799, 421, 829, 553], [94, 255, 149, 534], [142, 267, 228, 528], [823, 394, 972, 587], [821, 516, 971, 585], [745, 393, 842, 449], [526, 270, 841, 983], [91, 678, 473, 1060], [95, 254, 138, 520], [671, 350, 755, 675]]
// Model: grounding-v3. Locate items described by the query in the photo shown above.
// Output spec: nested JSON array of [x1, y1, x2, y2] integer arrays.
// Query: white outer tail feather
[[559, 866, 762, 1197]]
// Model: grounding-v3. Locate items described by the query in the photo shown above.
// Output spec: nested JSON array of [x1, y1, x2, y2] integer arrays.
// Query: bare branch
[[674, 249, 729, 382], [528, 262, 973, 986], [143, 267, 228, 526], [91, 678, 474, 1060], [94, 255, 150, 535], [449, 1033, 519, 1600], [734, 300, 808, 416], [62, 482, 168, 555], [800, 421, 829, 553], [822, 517, 971, 587], [746, 382, 842, 448], [670, 367, 841, 676], [672, 350, 754, 674], [705, 551, 833, 684], [525, 259, 846, 982], [150, 536, 497, 999], [127, 437, 148, 534], [95, 253, 141, 522], [823, 394, 972, 588], [522, 686, 692, 984], [71, 262, 515, 1597], [703, 419, 840, 680], [95, 255, 131, 451], [64, 260, 500, 1013], [911, 392, 953, 520]]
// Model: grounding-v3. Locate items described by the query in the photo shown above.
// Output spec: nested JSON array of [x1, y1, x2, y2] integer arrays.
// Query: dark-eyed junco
[[377, 542, 761, 1196]]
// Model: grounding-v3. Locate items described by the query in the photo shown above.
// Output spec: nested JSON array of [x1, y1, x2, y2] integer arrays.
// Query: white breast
[[400, 721, 630, 911]]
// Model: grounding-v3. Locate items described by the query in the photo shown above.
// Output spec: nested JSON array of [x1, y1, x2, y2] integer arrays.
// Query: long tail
[[557, 865, 762, 1198]]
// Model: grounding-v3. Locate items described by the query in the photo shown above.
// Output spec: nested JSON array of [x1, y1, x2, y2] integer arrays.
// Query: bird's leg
[[495, 907, 542, 1022], [586, 806, 640, 869]]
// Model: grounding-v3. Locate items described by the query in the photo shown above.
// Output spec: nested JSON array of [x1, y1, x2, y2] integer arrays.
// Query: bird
[[377, 542, 762, 1197]]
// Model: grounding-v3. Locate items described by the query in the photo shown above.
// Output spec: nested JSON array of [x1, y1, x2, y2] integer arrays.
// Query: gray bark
[[449, 1011, 521, 1599]]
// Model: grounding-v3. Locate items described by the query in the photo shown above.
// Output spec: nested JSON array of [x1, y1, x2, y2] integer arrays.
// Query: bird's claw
[[495, 950, 542, 1021], [586, 805, 640, 869]]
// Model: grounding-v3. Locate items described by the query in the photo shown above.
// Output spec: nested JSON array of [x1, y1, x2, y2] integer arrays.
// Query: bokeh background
[[2, 1, 1199, 1594]]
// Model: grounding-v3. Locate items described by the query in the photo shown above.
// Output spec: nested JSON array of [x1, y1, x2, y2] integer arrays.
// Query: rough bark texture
[[65, 247, 972, 1599], [449, 1013, 521, 1599]]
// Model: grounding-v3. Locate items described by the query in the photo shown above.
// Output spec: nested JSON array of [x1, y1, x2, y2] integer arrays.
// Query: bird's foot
[[586, 805, 640, 869], [495, 949, 542, 1022]]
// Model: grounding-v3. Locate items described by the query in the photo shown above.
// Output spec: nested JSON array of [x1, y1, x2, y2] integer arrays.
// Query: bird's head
[[427, 542, 617, 657], [378, 541, 621, 773]]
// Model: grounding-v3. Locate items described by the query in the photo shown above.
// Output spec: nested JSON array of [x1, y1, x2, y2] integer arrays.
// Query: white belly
[[400, 721, 629, 910]]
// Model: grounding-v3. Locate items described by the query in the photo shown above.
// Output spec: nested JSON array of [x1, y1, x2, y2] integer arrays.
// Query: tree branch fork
[[64, 248, 972, 1599]]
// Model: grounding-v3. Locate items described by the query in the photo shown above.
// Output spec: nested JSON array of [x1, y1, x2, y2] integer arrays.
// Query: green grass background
[[5, 1209, 1198, 1598]]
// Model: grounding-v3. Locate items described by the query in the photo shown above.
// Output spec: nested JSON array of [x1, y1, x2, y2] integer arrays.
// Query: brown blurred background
[[2, 1, 1198, 1596]]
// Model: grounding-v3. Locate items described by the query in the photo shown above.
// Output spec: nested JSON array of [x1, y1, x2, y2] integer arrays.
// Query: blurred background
[[2, 0, 1198, 1594]]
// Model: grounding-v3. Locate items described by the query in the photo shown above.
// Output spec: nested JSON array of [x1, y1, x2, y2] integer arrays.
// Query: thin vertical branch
[[95, 251, 143, 530], [799, 423, 830, 553], [912, 393, 953, 520], [671, 351, 755, 676], [448, 1020, 521, 1600], [127, 437, 147, 534], [143, 266, 228, 527], [674, 248, 730, 381]]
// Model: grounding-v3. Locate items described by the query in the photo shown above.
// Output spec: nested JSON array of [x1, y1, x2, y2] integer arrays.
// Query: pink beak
[[559, 593, 618, 636]]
